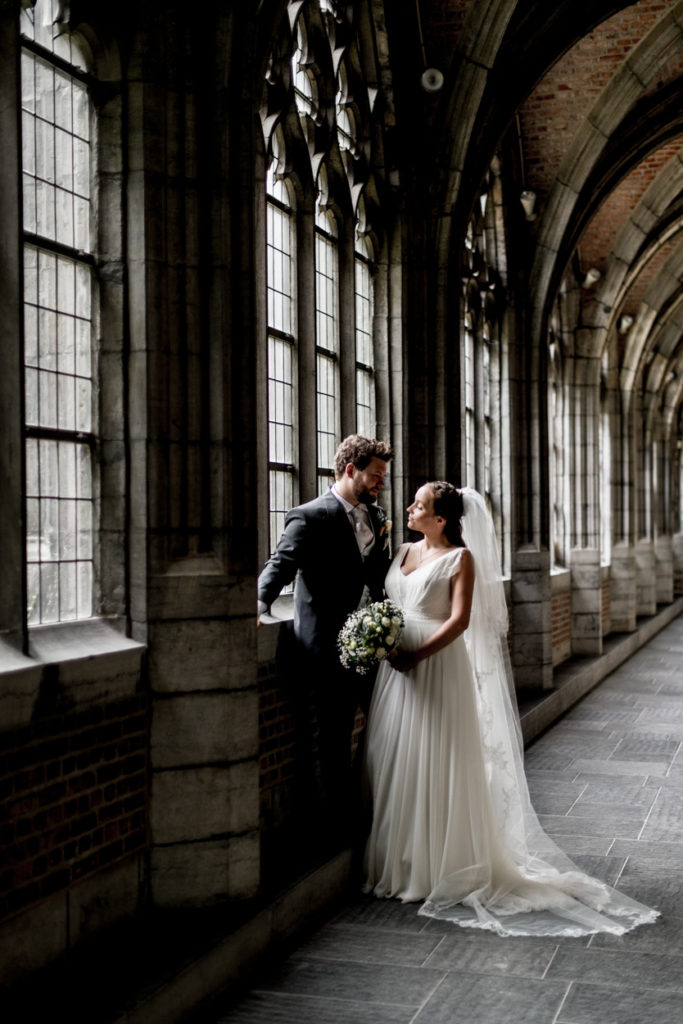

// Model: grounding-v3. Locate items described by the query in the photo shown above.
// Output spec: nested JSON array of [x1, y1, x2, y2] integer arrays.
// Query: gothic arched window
[[259, 0, 391, 563], [266, 155, 298, 555], [354, 230, 375, 437], [549, 328, 568, 568], [315, 185, 341, 491]]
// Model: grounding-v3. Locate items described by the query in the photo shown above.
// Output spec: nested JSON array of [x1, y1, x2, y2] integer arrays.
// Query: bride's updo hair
[[426, 481, 465, 546]]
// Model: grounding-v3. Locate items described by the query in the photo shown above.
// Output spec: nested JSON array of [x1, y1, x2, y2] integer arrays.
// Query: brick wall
[[551, 586, 572, 666], [0, 694, 148, 923], [601, 574, 611, 636], [259, 665, 308, 830]]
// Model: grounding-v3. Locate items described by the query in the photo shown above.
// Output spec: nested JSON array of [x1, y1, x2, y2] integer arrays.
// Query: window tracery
[[549, 326, 568, 568], [460, 165, 506, 561], [259, 0, 391, 551]]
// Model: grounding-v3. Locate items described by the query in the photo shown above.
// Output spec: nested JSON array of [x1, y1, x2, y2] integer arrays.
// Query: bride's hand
[[388, 648, 418, 673]]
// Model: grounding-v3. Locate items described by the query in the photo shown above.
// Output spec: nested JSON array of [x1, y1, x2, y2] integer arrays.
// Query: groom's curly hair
[[334, 434, 394, 477], [427, 481, 465, 546]]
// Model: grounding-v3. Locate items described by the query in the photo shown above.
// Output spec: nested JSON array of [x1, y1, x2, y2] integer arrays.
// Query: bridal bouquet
[[337, 599, 405, 674]]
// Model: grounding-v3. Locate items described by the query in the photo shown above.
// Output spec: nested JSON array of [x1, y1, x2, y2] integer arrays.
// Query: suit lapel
[[321, 490, 363, 564]]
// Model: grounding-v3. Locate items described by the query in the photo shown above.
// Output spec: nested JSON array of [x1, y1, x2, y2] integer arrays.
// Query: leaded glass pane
[[22, 14, 95, 624]]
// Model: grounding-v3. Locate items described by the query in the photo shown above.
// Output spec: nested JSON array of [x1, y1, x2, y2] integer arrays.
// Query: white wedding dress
[[363, 495, 659, 937]]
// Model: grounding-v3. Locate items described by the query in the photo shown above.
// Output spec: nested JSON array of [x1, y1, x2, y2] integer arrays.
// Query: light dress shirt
[[331, 485, 374, 608]]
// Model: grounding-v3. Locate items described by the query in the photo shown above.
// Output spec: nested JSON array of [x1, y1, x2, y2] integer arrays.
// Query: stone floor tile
[[538, 813, 642, 839], [566, 802, 650, 825], [590, 914, 683, 955], [608, 837, 683, 867], [615, 861, 683, 915], [636, 706, 683, 723], [551, 834, 614, 855], [257, 958, 445, 1006], [566, 853, 626, 886], [565, 708, 643, 724], [421, 930, 559, 978], [523, 750, 576, 770], [291, 923, 443, 967], [557, 981, 683, 1024], [531, 737, 619, 758], [576, 782, 656, 807], [647, 772, 683, 789], [656, 684, 683, 697], [640, 791, 683, 842], [607, 753, 674, 769], [545, 946, 683, 992], [214, 991, 415, 1023], [410, 973, 570, 1024], [600, 677, 660, 694], [571, 759, 670, 777], [333, 895, 428, 933], [525, 769, 581, 783], [525, 778, 585, 798], [554, 720, 611, 732], [571, 770, 655, 789], [612, 737, 680, 756], [529, 792, 582, 815]]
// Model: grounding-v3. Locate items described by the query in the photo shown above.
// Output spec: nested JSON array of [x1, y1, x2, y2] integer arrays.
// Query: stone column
[[127, 9, 260, 908], [610, 541, 637, 631], [570, 547, 602, 655], [674, 531, 683, 595], [508, 303, 553, 691], [568, 339, 603, 655], [654, 435, 674, 604], [635, 538, 657, 615]]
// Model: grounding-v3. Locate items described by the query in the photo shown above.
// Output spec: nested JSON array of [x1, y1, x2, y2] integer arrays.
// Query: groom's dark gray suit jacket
[[258, 489, 391, 663]]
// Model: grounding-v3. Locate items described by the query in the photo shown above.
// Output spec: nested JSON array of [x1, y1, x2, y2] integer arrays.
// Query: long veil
[[418, 487, 659, 936]]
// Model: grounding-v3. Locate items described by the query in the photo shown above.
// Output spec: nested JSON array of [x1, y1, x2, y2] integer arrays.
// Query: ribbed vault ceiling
[[400, 0, 683, 435]]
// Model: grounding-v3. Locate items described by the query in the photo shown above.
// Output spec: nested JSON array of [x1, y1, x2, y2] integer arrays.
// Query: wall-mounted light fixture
[[420, 67, 444, 92], [618, 314, 634, 334], [582, 267, 601, 288], [520, 190, 536, 221]]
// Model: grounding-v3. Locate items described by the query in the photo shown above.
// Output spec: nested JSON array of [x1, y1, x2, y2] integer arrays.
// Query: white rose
[[349, 640, 357, 650], [385, 633, 395, 646], [381, 616, 391, 627], [376, 647, 386, 659], [391, 616, 402, 627]]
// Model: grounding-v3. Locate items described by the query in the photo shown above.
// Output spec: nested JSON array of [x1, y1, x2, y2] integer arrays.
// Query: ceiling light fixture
[[520, 190, 536, 220], [416, 0, 444, 92], [582, 267, 601, 289]]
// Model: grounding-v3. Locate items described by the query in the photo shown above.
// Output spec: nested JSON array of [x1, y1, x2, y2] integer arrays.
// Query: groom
[[258, 434, 394, 840]]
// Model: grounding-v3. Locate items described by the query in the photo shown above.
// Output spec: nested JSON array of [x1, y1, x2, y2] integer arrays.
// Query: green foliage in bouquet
[[337, 599, 405, 675]]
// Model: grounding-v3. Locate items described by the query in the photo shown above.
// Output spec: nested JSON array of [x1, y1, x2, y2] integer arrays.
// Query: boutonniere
[[374, 506, 392, 537]]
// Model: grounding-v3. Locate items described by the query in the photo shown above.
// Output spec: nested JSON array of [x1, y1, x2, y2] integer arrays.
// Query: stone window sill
[[0, 618, 146, 730]]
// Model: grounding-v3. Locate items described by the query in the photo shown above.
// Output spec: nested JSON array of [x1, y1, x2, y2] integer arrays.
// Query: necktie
[[350, 505, 374, 557]]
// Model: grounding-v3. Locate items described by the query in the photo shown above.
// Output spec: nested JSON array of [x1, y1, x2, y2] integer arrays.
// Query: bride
[[362, 481, 659, 936]]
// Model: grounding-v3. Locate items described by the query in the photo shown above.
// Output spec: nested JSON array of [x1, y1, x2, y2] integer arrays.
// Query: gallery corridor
[[200, 615, 683, 1024]]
